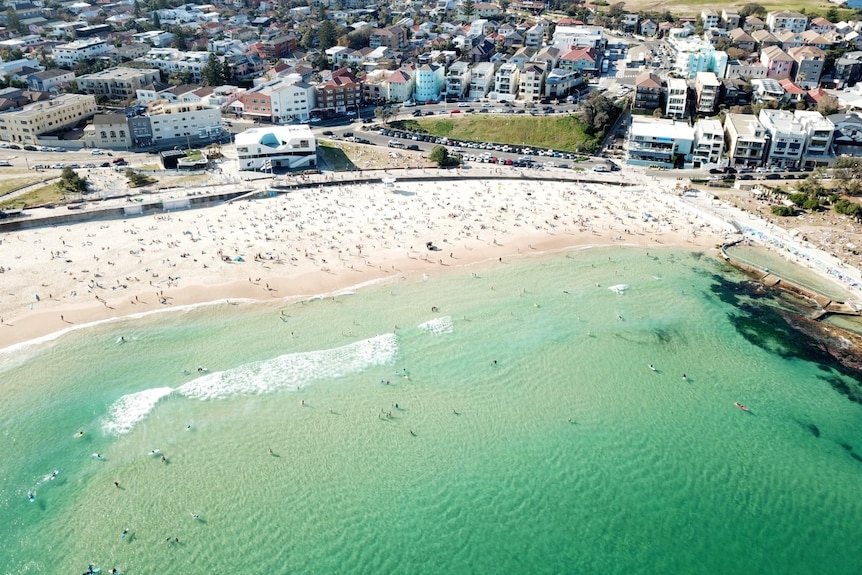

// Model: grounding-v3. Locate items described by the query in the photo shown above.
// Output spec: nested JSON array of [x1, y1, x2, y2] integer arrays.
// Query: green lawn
[[0, 175, 53, 196], [0, 183, 64, 209], [392, 115, 598, 152], [318, 143, 358, 171]]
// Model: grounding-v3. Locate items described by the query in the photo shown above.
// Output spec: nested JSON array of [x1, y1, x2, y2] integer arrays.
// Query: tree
[[499, 0, 510, 11], [318, 20, 337, 50], [374, 106, 395, 124], [816, 95, 840, 116], [652, 107, 663, 118], [739, 3, 765, 17], [57, 167, 88, 195], [826, 7, 839, 22], [152, 11, 161, 28], [462, 0, 476, 19], [201, 53, 226, 86], [6, 8, 22, 33], [429, 145, 460, 167]]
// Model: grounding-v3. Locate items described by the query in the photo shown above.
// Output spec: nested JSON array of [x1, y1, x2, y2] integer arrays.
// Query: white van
[[592, 164, 610, 172]]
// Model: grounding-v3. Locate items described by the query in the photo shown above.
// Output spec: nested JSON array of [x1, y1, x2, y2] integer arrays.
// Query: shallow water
[[3, 247, 862, 575]]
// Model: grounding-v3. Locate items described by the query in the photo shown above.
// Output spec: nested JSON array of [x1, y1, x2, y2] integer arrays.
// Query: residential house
[[722, 9, 740, 30], [445, 61, 471, 100], [633, 71, 662, 111], [469, 61, 495, 99], [758, 108, 805, 168], [766, 10, 808, 33], [494, 62, 520, 100], [799, 30, 834, 50], [518, 61, 547, 101], [723, 60, 767, 80], [778, 78, 806, 104], [788, 45, 826, 89], [413, 63, 445, 103], [473, 3, 503, 19], [809, 17, 837, 35], [760, 45, 794, 78], [835, 52, 862, 87], [558, 47, 598, 75], [795, 110, 835, 167], [775, 30, 805, 50], [743, 15, 765, 32], [640, 19, 657, 37], [524, 24, 544, 48], [694, 71, 721, 115], [728, 28, 756, 52], [138, 48, 211, 83], [26, 69, 75, 92], [692, 118, 725, 166], [87, 112, 133, 150], [751, 78, 786, 103], [622, 13, 639, 33], [626, 117, 694, 169], [751, 29, 780, 49], [724, 113, 768, 167], [827, 111, 862, 155], [666, 78, 688, 119], [544, 68, 581, 99], [385, 69, 415, 102], [701, 9, 720, 30]]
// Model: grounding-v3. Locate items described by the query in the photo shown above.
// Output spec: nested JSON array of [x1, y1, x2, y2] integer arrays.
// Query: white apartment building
[[724, 113, 768, 167], [694, 72, 721, 115], [148, 101, 221, 145], [53, 38, 111, 67], [551, 25, 606, 51], [445, 61, 471, 100], [666, 78, 688, 119], [138, 48, 211, 83], [626, 117, 694, 169], [494, 63, 520, 101], [469, 62, 495, 100], [766, 10, 808, 33], [0, 94, 97, 144], [692, 118, 725, 166], [758, 109, 805, 168], [794, 110, 836, 168], [235, 125, 316, 171], [269, 77, 315, 123], [701, 9, 720, 30]]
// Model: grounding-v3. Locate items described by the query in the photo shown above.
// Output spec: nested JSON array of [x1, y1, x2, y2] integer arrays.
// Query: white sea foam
[[177, 333, 398, 400], [608, 284, 628, 294], [418, 316, 454, 335], [102, 387, 175, 435]]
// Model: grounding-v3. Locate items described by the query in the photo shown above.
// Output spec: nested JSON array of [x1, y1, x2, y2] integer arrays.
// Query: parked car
[[50, 163, 65, 169], [23, 145, 37, 151], [592, 165, 610, 172], [406, 144, 420, 151], [91, 149, 104, 155], [112, 157, 126, 164], [0, 160, 11, 166]]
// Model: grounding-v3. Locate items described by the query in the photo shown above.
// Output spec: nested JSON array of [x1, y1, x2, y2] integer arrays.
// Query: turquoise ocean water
[[2, 247, 862, 575]]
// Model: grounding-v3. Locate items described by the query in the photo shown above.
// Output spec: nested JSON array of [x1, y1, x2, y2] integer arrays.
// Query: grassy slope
[[617, 0, 854, 19], [0, 183, 63, 209], [394, 115, 596, 152]]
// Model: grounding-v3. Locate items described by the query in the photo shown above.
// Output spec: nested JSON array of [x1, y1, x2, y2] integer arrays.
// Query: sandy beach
[[0, 175, 737, 350]]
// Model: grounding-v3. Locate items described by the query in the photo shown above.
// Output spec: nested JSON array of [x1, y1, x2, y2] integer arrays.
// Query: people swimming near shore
[[75, 430, 84, 438], [120, 528, 128, 539], [648, 364, 656, 371], [190, 512, 201, 520], [28, 491, 35, 502]]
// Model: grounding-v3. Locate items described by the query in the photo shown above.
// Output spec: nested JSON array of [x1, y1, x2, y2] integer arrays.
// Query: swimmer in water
[[186, 424, 191, 430], [121, 528, 128, 539], [76, 430, 84, 438], [682, 373, 687, 380], [93, 453, 104, 460], [50, 470, 59, 479], [191, 512, 201, 520], [148, 449, 160, 456], [28, 491, 35, 502], [648, 364, 656, 371]]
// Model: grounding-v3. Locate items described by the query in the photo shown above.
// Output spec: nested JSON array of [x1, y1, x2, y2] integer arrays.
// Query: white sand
[[0, 176, 735, 350]]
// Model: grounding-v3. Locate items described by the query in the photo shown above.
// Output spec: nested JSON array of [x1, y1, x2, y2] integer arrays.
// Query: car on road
[[450, 109, 461, 114], [91, 149, 104, 155], [100, 162, 111, 168], [412, 110, 422, 117], [310, 117, 322, 122], [592, 165, 611, 172], [50, 163, 65, 169], [406, 144, 420, 151], [0, 160, 11, 166], [84, 163, 96, 168], [31, 164, 45, 170], [23, 145, 37, 151], [112, 157, 126, 165], [322, 130, 334, 136]]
